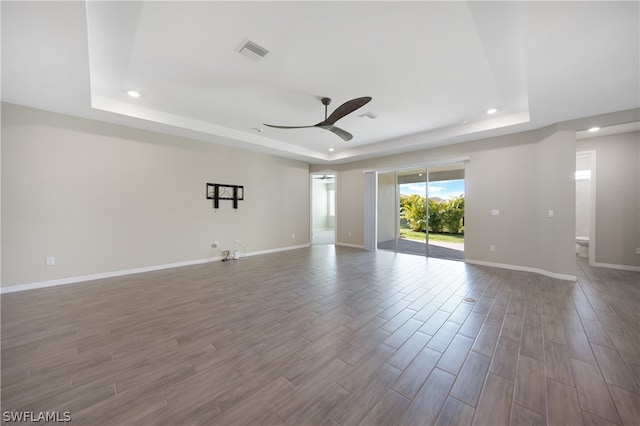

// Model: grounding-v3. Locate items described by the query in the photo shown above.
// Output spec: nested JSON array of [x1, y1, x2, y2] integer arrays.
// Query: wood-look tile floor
[[2, 246, 639, 425]]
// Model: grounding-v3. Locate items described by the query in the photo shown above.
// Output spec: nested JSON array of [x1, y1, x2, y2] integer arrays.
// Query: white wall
[[533, 128, 578, 275], [577, 131, 640, 268], [4, 103, 636, 288], [336, 168, 365, 247], [316, 124, 578, 279], [1, 103, 310, 288]]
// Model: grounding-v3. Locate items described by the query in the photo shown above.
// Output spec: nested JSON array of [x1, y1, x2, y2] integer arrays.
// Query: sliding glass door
[[376, 163, 465, 261]]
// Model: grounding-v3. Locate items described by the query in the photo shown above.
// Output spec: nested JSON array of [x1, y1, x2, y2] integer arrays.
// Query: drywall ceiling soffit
[[85, 1, 529, 162], [2, 2, 639, 164], [576, 121, 640, 139]]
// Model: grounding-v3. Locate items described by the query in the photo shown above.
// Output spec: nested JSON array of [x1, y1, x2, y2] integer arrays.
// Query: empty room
[[2, 1, 639, 425]]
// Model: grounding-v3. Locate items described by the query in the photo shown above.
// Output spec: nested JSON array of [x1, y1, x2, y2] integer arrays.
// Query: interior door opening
[[575, 151, 596, 265], [311, 174, 336, 245]]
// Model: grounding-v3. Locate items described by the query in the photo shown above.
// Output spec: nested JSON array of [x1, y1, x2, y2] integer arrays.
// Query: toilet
[[576, 237, 589, 258]]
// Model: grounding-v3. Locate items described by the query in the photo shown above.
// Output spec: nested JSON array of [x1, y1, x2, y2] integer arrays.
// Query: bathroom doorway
[[576, 151, 596, 264], [311, 173, 336, 245]]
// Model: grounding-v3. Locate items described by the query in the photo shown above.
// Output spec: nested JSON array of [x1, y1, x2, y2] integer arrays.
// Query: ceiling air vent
[[358, 111, 378, 120], [237, 39, 269, 62]]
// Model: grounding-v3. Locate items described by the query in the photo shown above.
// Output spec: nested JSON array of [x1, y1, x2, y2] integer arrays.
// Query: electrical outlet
[[348, 232, 352, 237], [45, 256, 55, 266], [636, 248, 640, 255], [291, 233, 295, 239], [548, 210, 554, 218], [490, 245, 496, 252], [491, 209, 500, 216]]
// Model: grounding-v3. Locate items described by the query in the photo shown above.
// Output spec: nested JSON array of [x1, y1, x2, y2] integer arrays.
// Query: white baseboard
[[239, 244, 310, 258], [592, 262, 640, 272], [465, 259, 577, 282], [0, 244, 311, 294], [336, 242, 365, 249]]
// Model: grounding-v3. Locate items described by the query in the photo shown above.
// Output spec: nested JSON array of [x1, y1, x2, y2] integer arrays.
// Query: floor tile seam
[[486, 297, 525, 426], [592, 306, 640, 353], [539, 317, 558, 425], [435, 332, 475, 376], [574, 291, 638, 380], [448, 350, 490, 411], [566, 326, 623, 424], [590, 342, 640, 393], [480, 368, 516, 424], [397, 365, 452, 403], [269, 403, 288, 425], [582, 341, 636, 424], [380, 387, 414, 426], [580, 407, 623, 426], [572, 282, 612, 328], [378, 312, 420, 331], [443, 393, 475, 411]]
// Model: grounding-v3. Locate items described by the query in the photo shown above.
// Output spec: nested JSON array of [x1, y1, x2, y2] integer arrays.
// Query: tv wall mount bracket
[[206, 183, 244, 209]]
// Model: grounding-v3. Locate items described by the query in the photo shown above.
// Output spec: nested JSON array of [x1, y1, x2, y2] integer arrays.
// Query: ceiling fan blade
[[320, 96, 372, 126], [318, 125, 353, 141], [263, 123, 316, 129], [264, 96, 371, 141]]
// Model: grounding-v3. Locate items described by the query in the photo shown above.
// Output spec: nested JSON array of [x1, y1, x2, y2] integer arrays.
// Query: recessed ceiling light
[[588, 127, 600, 132], [127, 90, 140, 98], [486, 108, 498, 115], [328, 148, 335, 152]]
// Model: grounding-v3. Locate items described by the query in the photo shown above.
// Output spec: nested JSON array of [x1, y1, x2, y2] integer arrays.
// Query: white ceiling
[[2, 1, 639, 164]]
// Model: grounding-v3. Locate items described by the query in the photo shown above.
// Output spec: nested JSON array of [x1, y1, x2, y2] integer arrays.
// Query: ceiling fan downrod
[[321, 97, 331, 120]]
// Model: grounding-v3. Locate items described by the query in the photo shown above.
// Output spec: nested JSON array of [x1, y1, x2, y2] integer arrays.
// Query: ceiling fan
[[263, 96, 372, 141]]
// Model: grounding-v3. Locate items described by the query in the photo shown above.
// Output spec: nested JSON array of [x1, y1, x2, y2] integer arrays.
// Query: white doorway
[[311, 173, 336, 245], [576, 151, 596, 265]]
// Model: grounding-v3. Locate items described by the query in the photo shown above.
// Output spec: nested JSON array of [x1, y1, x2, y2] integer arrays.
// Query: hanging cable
[[221, 249, 231, 262], [235, 240, 246, 256]]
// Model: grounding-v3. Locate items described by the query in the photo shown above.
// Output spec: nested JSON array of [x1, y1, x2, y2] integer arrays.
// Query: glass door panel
[[397, 168, 428, 255], [376, 171, 398, 251], [427, 164, 465, 261]]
